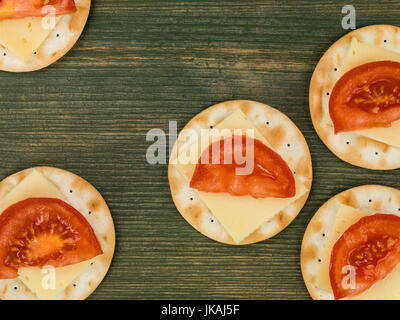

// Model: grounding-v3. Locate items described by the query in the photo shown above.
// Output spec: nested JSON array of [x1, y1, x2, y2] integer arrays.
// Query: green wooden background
[[0, 0, 399, 300]]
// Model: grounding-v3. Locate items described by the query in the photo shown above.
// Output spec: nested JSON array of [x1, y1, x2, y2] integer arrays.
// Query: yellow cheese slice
[[0, 16, 60, 62], [342, 37, 400, 73], [198, 179, 307, 243], [0, 170, 96, 300], [176, 109, 308, 243], [18, 259, 93, 300], [341, 38, 400, 148], [316, 204, 400, 299], [356, 120, 400, 149], [0, 169, 67, 215]]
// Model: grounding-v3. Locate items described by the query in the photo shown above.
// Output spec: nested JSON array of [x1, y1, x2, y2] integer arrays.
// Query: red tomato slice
[[0, 0, 76, 20], [190, 135, 296, 199], [0, 198, 102, 279], [329, 61, 400, 133], [330, 214, 400, 299]]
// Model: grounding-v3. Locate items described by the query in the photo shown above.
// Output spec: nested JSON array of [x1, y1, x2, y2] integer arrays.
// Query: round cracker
[[0, 0, 91, 72], [301, 185, 400, 300], [0, 166, 115, 300], [169, 100, 312, 245], [309, 25, 400, 170]]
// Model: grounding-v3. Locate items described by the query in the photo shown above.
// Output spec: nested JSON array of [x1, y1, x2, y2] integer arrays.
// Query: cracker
[[0, 0, 90, 72], [169, 100, 312, 245], [301, 185, 400, 300], [0, 166, 115, 300], [309, 25, 400, 170]]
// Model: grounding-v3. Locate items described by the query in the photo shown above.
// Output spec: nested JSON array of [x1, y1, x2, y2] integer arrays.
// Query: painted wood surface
[[0, 0, 399, 299]]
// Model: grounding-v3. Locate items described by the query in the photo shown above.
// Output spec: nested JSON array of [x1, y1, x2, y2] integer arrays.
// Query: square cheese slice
[[341, 38, 400, 149], [0, 16, 61, 62], [18, 258, 93, 300], [316, 204, 400, 299], [175, 109, 308, 243], [356, 120, 400, 149], [0, 170, 95, 300], [342, 37, 400, 73], [0, 169, 67, 215]]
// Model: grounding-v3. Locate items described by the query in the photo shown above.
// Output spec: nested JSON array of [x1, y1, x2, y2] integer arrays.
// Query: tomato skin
[[329, 61, 400, 133], [0, 0, 76, 20], [0, 198, 102, 279], [190, 136, 296, 199], [330, 214, 400, 300]]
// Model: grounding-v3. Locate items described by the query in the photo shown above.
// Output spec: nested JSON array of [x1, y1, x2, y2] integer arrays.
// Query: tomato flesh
[[330, 214, 400, 299], [329, 61, 400, 133], [0, 198, 102, 279], [0, 0, 76, 20], [190, 135, 296, 199]]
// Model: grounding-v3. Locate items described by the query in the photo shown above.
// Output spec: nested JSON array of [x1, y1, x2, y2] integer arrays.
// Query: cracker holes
[[334, 67, 338, 72], [266, 121, 270, 125], [13, 286, 17, 290], [69, 189, 73, 193], [34, 52, 37, 55], [56, 34, 60, 37], [209, 125, 213, 129], [73, 283, 76, 287], [346, 141, 350, 145], [322, 233, 326, 237], [398, 208, 400, 212], [318, 259, 321, 263], [287, 143, 291, 148], [88, 211, 92, 215], [3, 53, 6, 57], [326, 92, 330, 96], [190, 197, 193, 201], [384, 39, 387, 43], [211, 219, 214, 223], [375, 151, 379, 156], [369, 199, 372, 203]]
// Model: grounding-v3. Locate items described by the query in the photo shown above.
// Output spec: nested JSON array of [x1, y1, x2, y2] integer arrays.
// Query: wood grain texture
[[0, 0, 400, 300]]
